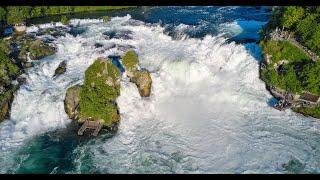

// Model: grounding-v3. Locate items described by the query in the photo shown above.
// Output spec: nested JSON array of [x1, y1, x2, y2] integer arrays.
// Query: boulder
[[17, 76, 27, 85], [22, 62, 33, 68], [64, 85, 81, 119], [131, 70, 152, 97], [53, 61, 67, 78], [0, 90, 15, 122]]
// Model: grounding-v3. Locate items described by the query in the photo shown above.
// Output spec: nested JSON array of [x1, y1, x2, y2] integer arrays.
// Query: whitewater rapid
[[1, 15, 320, 173]]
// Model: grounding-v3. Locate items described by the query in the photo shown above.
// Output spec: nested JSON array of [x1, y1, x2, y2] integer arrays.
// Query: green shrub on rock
[[79, 58, 121, 128], [121, 50, 152, 97], [17, 38, 55, 61], [60, 15, 70, 25], [122, 50, 138, 72], [101, 16, 110, 22]]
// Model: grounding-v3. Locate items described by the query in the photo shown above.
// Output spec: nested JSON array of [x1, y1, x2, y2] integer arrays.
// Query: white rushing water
[[0, 15, 320, 173]]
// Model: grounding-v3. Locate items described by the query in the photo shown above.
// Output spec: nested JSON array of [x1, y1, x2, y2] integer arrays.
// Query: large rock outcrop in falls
[[121, 50, 152, 97], [64, 58, 121, 131]]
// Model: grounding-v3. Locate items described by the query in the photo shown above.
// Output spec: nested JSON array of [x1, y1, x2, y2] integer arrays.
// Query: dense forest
[[0, 6, 131, 25]]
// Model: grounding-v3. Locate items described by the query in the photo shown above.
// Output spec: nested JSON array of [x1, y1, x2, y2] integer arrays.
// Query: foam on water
[[1, 15, 320, 173]]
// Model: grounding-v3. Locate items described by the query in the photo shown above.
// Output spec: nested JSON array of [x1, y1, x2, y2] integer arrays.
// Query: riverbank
[[259, 6, 320, 118]]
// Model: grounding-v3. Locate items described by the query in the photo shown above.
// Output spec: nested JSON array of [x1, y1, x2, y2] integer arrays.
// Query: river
[[0, 6, 320, 174]]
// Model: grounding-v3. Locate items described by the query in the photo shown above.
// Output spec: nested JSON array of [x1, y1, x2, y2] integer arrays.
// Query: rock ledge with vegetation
[[64, 58, 121, 131], [121, 50, 152, 97]]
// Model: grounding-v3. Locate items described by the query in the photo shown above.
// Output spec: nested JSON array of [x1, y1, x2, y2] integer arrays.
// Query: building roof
[[299, 93, 320, 103]]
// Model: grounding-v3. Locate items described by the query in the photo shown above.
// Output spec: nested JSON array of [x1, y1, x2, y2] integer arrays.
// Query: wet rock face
[[68, 26, 87, 37], [131, 71, 152, 97], [53, 61, 67, 78], [22, 62, 33, 68], [103, 30, 133, 40], [64, 85, 81, 119], [0, 98, 10, 122]]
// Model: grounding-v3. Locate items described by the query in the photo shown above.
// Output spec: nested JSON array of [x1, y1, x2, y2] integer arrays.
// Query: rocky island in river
[[64, 51, 152, 135]]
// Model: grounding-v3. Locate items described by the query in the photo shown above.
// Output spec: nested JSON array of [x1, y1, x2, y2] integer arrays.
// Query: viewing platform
[[78, 118, 104, 136]]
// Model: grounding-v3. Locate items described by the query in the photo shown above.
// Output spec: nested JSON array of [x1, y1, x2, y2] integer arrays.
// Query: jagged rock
[[17, 76, 27, 85], [64, 85, 81, 119], [22, 62, 33, 68], [53, 61, 67, 78], [0, 89, 15, 122], [94, 43, 103, 48], [131, 70, 152, 97], [0, 97, 10, 121]]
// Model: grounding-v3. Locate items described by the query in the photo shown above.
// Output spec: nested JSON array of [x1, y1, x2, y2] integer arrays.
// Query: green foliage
[[260, 40, 320, 94], [283, 65, 302, 93], [296, 14, 317, 43], [60, 15, 69, 25], [0, 39, 11, 55], [281, 6, 305, 29], [0, 49, 19, 86], [305, 24, 320, 53], [73, 6, 130, 12], [48, 6, 61, 14], [2, 6, 133, 25], [298, 62, 320, 94], [122, 50, 138, 72], [30, 6, 42, 18], [262, 6, 320, 56], [6, 6, 31, 24], [260, 40, 311, 65], [0, 7, 6, 21], [79, 59, 121, 127]]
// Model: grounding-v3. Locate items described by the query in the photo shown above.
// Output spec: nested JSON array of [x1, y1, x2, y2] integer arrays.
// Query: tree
[[284, 65, 302, 93], [6, 6, 30, 24], [0, 7, 6, 21], [281, 6, 305, 29], [296, 14, 317, 43], [30, 6, 43, 18], [48, 6, 60, 15], [306, 24, 320, 53], [59, 6, 73, 14]]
